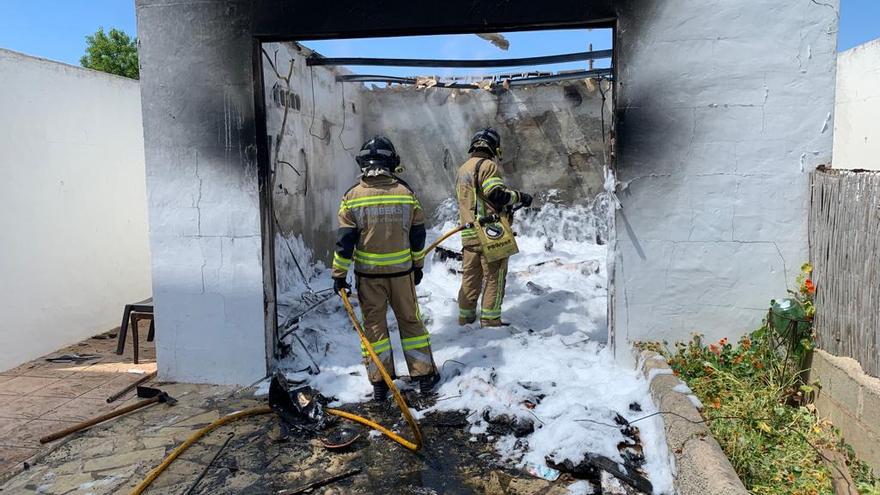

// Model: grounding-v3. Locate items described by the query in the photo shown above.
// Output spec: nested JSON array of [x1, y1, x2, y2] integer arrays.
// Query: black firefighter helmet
[[355, 136, 400, 172], [468, 127, 502, 158]]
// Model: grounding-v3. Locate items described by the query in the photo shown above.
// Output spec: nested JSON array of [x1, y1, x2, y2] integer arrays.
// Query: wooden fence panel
[[809, 169, 880, 378]]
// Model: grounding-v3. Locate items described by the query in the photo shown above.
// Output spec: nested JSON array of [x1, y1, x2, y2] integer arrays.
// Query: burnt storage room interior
[[263, 29, 617, 378]]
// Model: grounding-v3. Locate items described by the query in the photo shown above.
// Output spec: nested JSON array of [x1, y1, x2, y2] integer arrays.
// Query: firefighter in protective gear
[[456, 128, 533, 327], [332, 136, 440, 401]]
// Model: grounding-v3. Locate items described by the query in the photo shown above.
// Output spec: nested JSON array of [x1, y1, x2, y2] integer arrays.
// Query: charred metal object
[[320, 427, 361, 451], [268, 371, 329, 435]]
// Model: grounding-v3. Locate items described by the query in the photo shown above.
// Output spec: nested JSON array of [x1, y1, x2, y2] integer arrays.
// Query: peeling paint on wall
[[360, 80, 612, 214]]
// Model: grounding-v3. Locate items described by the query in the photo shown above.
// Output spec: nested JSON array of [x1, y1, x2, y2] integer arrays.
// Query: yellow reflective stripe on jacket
[[412, 249, 426, 261], [332, 253, 352, 271], [461, 228, 478, 238], [340, 195, 420, 211], [401, 334, 430, 351], [353, 248, 413, 266], [482, 177, 504, 194]]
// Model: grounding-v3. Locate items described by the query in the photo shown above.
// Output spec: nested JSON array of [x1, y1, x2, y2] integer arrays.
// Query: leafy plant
[[80, 28, 139, 79], [655, 263, 880, 494]]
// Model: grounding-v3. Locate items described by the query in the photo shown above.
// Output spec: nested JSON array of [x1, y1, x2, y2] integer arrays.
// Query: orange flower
[[709, 344, 720, 355], [719, 337, 728, 346], [804, 279, 816, 294], [742, 337, 751, 350], [711, 398, 721, 409], [733, 355, 744, 364]]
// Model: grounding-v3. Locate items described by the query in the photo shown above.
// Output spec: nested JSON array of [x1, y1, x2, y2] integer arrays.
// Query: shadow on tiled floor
[[0, 323, 156, 478]]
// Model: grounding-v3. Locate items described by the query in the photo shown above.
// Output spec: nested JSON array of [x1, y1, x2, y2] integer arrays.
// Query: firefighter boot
[[372, 381, 389, 402], [458, 310, 477, 326], [418, 373, 441, 397]]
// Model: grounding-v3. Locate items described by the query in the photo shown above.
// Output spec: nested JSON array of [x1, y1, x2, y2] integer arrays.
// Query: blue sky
[[300, 30, 613, 77], [0, 0, 877, 72]]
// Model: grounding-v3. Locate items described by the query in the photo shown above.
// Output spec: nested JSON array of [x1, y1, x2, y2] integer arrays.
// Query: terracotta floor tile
[[30, 376, 112, 398], [0, 396, 71, 420], [0, 362, 42, 377], [82, 373, 151, 401], [0, 418, 29, 445], [0, 419, 79, 447], [0, 376, 60, 395], [16, 364, 80, 379], [40, 397, 114, 422], [0, 445, 37, 472]]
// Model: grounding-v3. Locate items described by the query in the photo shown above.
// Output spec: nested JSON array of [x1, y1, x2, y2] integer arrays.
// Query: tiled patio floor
[[0, 324, 156, 480]]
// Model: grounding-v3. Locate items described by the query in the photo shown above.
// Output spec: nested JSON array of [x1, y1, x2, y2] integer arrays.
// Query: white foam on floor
[[275, 198, 674, 493]]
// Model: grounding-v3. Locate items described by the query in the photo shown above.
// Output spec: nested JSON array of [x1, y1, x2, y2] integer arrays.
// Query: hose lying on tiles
[[129, 292, 424, 494], [129, 406, 273, 495], [131, 217, 525, 492]]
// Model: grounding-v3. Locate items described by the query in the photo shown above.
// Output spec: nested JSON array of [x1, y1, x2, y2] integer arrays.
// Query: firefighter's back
[[342, 176, 420, 277]]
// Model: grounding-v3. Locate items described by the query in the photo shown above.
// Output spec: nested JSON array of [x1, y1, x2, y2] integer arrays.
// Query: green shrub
[[660, 329, 879, 494], [653, 264, 880, 494]]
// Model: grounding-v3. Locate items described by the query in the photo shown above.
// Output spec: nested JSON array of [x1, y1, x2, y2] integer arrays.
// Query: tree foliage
[[80, 28, 139, 79]]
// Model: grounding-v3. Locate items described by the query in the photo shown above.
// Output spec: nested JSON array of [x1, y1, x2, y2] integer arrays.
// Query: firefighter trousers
[[356, 273, 437, 384], [458, 245, 509, 325]]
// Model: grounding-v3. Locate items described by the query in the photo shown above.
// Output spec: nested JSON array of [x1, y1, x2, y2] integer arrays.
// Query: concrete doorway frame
[[250, 0, 620, 370]]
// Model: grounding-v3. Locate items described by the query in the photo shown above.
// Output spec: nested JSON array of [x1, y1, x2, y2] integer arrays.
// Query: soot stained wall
[[262, 42, 362, 293], [137, 0, 268, 385], [612, 0, 839, 344], [361, 81, 611, 215], [137, 0, 840, 384]]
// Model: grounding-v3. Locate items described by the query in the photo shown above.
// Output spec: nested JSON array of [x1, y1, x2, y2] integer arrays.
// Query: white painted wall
[[137, 2, 270, 385], [0, 49, 151, 371], [833, 38, 880, 171], [613, 0, 839, 345]]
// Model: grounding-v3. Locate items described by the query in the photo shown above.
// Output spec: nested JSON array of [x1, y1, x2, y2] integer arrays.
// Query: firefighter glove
[[333, 277, 351, 295], [518, 192, 533, 208], [413, 268, 423, 286]]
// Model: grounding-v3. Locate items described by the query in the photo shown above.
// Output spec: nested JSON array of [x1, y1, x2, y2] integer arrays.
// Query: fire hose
[[328, 290, 423, 451], [131, 213, 524, 493], [422, 208, 520, 257], [319, 211, 525, 452], [130, 292, 423, 495]]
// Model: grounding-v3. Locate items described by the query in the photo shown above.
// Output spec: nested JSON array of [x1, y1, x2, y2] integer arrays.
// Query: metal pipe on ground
[[40, 386, 176, 443], [106, 370, 158, 403]]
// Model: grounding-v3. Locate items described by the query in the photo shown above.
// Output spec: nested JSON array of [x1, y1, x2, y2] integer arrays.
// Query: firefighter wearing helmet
[[332, 136, 440, 401], [456, 128, 533, 327]]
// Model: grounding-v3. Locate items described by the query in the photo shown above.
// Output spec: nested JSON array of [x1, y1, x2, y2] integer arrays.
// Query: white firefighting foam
[[270, 196, 674, 494]]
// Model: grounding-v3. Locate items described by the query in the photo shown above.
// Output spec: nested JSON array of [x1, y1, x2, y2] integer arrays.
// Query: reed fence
[[809, 168, 880, 377]]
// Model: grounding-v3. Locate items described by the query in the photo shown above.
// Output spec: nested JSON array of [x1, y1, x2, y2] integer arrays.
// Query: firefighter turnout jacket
[[455, 153, 522, 248], [332, 172, 426, 279]]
